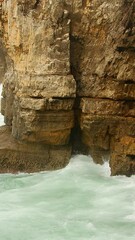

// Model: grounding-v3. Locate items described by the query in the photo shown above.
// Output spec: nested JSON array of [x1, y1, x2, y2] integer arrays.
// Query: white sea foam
[[0, 155, 134, 240]]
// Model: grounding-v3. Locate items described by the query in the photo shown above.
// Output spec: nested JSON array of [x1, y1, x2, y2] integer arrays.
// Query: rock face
[[71, 0, 135, 176], [0, 0, 76, 172], [0, 0, 135, 175]]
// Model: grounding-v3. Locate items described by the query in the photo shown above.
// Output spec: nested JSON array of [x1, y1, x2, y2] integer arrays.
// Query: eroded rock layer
[[0, 0, 76, 172], [0, 0, 135, 175], [71, 0, 135, 176]]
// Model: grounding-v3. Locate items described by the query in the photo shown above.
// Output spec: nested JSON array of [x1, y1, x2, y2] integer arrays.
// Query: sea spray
[[0, 155, 134, 240]]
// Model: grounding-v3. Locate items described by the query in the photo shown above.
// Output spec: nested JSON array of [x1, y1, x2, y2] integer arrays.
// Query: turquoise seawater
[[0, 85, 135, 240]]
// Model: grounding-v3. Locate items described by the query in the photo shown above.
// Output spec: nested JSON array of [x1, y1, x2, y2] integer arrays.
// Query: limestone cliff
[[71, 0, 135, 176], [0, 0, 76, 172], [0, 0, 135, 176]]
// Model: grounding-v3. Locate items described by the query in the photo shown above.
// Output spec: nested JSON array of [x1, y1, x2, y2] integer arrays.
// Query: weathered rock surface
[[0, 126, 71, 173], [70, 0, 135, 176], [0, 0, 135, 175], [0, 0, 76, 172]]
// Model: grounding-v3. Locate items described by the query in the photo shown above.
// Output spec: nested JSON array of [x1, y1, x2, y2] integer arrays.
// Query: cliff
[[0, 0, 135, 176]]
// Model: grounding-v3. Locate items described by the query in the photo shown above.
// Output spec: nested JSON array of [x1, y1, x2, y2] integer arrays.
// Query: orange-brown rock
[[12, 109, 74, 144], [110, 136, 135, 176], [0, 0, 135, 175], [0, 0, 76, 172], [81, 98, 135, 117], [110, 154, 135, 177], [0, 126, 71, 173], [70, 0, 135, 175]]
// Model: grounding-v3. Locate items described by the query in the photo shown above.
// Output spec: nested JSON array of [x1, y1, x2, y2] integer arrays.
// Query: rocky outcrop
[[0, 0, 76, 172], [71, 0, 135, 176], [0, 2, 6, 84], [0, 0, 135, 175], [0, 126, 71, 173]]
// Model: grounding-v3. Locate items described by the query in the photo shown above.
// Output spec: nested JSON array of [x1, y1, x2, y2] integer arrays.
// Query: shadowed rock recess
[[0, 0, 135, 176]]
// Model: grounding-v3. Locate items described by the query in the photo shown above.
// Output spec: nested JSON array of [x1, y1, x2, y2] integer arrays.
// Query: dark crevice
[[127, 101, 135, 109], [127, 154, 135, 161], [69, 33, 84, 84], [70, 34, 84, 45], [82, 0, 87, 8], [30, 96, 43, 99], [122, 80, 135, 84], [75, 96, 135, 102], [116, 46, 135, 52], [69, 26, 84, 154], [33, 0, 40, 9], [71, 126, 89, 155], [73, 97, 81, 110], [122, 0, 135, 34], [52, 97, 75, 100], [126, 19, 134, 31]]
